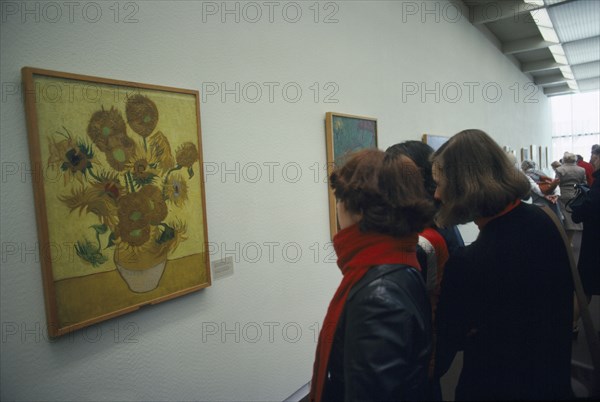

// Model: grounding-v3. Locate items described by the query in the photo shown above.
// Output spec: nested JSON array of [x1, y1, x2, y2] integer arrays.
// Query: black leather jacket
[[322, 264, 432, 402]]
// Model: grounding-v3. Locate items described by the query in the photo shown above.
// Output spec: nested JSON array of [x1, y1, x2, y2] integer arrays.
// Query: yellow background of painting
[[33, 75, 206, 281]]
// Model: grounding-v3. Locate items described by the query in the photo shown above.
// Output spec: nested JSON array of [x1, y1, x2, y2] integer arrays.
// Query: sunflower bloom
[[59, 184, 119, 229], [149, 131, 175, 173], [87, 107, 128, 151], [126, 95, 159, 138], [164, 173, 188, 207], [125, 147, 160, 187], [140, 185, 168, 224], [47, 133, 74, 171], [175, 142, 199, 168], [104, 135, 137, 171]]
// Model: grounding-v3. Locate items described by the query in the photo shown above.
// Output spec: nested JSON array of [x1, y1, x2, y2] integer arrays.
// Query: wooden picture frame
[[325, 112, 378, 238], [22, 67, 211, 337], [502, 146, 517, 164], [422, 134, 450, 151], [530, 144, 538, 168], [521, 147, 530, 162]]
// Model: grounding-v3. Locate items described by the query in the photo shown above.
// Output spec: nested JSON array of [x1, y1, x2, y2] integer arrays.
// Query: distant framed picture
[[545, 146, 549, 169], [422, 134, 450, 151], [539, 146, 544, 168], [521, 147, 530, 162], [325, 112, 378, 238], [22, 67, 211, 337], [530, 144, 538, 167], [502, 146, 517, 165]]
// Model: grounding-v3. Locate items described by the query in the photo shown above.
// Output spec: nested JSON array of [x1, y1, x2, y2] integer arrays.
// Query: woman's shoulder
[[562, 164, 585, 174], [349, 265, 425, 304], [478, 203, 557, 243], [502, 202, 554, 225]]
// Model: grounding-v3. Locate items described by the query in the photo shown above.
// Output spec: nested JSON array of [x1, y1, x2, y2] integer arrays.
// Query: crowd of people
[[309, 130, 600, 401]]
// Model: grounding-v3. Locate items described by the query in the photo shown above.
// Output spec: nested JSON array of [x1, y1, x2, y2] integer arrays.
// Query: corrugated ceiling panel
[[564, 36, 600, 65], [514, 48, 555, 63], [577, 77, 600, 92], [544, 0, 572, 6], [549, 0, 600, 42], [572, 61, 600, 80]]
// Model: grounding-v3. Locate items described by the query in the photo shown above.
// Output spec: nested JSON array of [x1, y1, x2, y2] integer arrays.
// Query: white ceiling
[[463, 0, 600, 96]]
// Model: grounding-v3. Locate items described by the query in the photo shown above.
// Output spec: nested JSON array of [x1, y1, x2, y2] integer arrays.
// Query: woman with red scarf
[[310, 149, 436, 402]]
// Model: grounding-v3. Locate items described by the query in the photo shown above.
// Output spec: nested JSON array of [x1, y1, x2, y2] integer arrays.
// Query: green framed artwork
[[422, 134, 449, 151], [22, 67, 211, 337], [325, 112, 378, 238]]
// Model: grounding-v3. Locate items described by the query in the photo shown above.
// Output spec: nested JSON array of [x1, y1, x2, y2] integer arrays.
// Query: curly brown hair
[[330, 149, 435, 237], [432, 129, 530, 227]]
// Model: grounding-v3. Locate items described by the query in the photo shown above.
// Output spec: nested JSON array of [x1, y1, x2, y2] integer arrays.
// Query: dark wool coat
[[434, 203, 573, 401], [572, 169, 600, 295]]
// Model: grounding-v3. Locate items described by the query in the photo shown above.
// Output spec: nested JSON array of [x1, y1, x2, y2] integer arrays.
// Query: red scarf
[[474, 199, 521, 230], [309, 224, 420, 402]]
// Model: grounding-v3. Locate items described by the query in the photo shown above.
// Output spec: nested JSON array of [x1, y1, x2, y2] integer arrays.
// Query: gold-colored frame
[[325, 112, 378, 238], [22, 67, 211, 337]]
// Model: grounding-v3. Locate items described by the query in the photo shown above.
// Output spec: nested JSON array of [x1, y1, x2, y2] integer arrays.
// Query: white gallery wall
[[1, 1, 552, 400]]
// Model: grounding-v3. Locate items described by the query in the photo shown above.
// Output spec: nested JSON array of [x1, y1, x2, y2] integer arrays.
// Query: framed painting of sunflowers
[[22, 67, 211, 337]]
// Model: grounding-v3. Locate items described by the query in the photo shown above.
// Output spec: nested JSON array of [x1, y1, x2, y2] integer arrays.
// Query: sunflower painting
[[22, 68, 210, 337]]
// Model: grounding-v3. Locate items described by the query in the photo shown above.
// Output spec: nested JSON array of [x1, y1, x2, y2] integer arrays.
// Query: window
[[551, 91, 600, 163]]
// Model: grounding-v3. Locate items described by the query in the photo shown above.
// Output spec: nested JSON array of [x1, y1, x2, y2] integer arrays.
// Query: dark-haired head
[[330, 149, 435, 237], [431, 129, 530, 227], [386, 141, 436, 199]]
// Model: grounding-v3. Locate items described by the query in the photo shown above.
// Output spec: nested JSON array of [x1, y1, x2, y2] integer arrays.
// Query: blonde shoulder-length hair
[[432, 129, 530, 227]]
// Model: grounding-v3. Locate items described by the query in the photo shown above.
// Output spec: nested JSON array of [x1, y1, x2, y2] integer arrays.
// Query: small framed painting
[[530, 144, 538, 167], [422, 134, 450, 151], [521, 147, 530, 162], [325, 112, 378, 238]]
